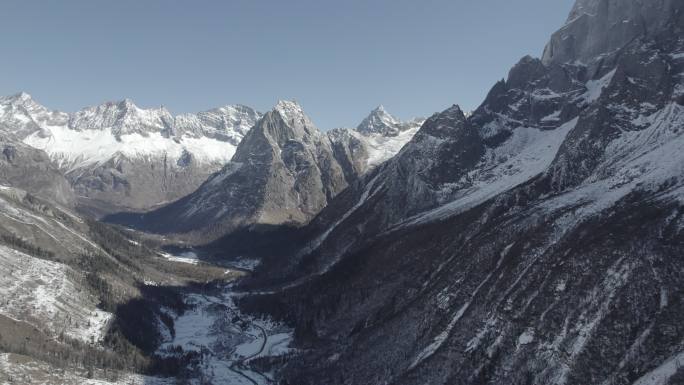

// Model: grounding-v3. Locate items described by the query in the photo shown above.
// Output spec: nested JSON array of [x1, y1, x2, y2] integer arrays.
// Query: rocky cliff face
[[356, 105, 424, 137], [109, 103, 425, 240], [542, 0, 683, 65], [239, 1, 684, 384], [0, 140, 75, 207], [112, 101, 351, 239], [0, 94, 261, 215], [328, 106, 425, 180]]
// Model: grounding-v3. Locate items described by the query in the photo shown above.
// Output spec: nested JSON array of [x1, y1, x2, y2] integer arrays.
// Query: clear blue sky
[[0, 0, 574, 129]]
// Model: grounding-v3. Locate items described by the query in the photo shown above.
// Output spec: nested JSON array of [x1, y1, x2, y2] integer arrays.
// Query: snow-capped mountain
[[0, 92, 69, 139], [4, 0, 684, 383], [175, 104, 259, 144], [239, 1, 684, 384], [0, 94, 261, 215], [109, 100, 351, 239], [108, 103, 424, 240], [356, 105, 424, 137], [329, 106, 425, 174]]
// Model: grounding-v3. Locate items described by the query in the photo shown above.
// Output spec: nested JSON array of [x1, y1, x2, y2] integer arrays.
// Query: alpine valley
[[0, 0, 683, 384]]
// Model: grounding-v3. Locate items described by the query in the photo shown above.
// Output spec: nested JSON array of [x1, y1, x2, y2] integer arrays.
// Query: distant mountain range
[[0, 93, 423, 220], [0, 93, 262, 215], [106, 100, 425, 240]]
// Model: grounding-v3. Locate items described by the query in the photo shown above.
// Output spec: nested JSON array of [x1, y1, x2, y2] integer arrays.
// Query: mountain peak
[[16, 92, 32, 102], [273, 100, 309, 126], [443, 104, 465, 118], [111, 98, 149, 113], [275, 99, 302, 111], [422, 104, 466, 127], [3, 92, 35, 105], [357, 105, 411, 136], [119, 98, 136, 108]]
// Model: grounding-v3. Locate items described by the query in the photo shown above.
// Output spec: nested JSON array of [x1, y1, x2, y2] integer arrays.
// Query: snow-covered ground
[[157, 287, 293, 384], [0, 353, 177, 385], [158, 250, 201, 265], [0, 185, 109, 257], [362, 126, 421, 168], [228, 257, 262, 272], [632, 351, 684, 385], [0, 245, 112, 344]]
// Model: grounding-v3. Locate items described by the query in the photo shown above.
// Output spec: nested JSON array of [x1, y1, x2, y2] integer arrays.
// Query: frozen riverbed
[[156, 285, 293, 384]]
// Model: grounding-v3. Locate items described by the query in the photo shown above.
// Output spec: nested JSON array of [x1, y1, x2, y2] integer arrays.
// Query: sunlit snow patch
[[159, 250, 200, 265]]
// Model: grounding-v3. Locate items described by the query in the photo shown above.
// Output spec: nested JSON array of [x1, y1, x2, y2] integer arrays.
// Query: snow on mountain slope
[[68, 99, 174, 137], [114, 100, 352, 239], [175, 104, 260, 144], [0, 93, 262, 213], [355, 106, 424, 168], [0, 185, 109, 258], [632, 351, 684, 385], [23, 123, 238, 172], [539, 102, 684, 225], [0, 245, 112, 344], [356, 105, 424, 137], [250, 2, 684, 384], [111, 101, 425, 240], [404, 117, 579, 228], [338, 123, 422, 169], [328, 106, 425, 175], [8, 95, 260, 170], [0, 92, 69, 139], [362, 125, 421, 168]]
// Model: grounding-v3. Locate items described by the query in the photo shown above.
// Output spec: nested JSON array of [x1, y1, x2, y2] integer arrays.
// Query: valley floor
[[0, 238, 293, 385], [155, 280, 294, 385]]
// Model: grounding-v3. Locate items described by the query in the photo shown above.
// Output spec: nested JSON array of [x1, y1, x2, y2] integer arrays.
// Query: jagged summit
[[0, 93, 263, 214], [118, 97, 136, 108], [441, 104, 465, 119], [70, 98, 174, 136], [4, 91, 33, 103], [356, 104, 400, 135], [0, 92, 45, 111], [112, 100, 351, 239], [275, 99, 303, 112], [356, 104, 423, 137], [243, 99, 319, 147], [325, 105, 426, 177], [272, 99, 314, 131]]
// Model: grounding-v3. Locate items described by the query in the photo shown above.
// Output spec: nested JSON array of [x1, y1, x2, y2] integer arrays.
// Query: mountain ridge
[[234, 1, 684, 384], [0, 92, 263, 215], [105, 100, 426, 240]]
